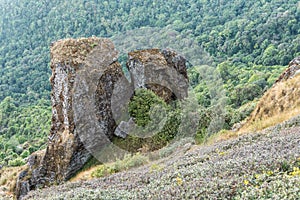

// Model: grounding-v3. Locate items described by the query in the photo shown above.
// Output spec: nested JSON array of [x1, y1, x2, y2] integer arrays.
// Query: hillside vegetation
[[0, 0, 299, 104], [0, 98, 50, 167], [0, 1, 300, 198], [23, 115, 300, 199]]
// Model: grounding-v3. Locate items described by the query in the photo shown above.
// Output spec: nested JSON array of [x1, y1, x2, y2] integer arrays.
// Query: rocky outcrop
[[276, 56, 300, 83], [16, 37, 99, 199], [16, 37, 126, 199], [15, 38, 188, 199], [127, 49, 188, 103], [113, 49, 189, 138]]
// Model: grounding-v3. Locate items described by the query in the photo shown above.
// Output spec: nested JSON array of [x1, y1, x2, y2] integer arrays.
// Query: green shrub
[[114, 89, 181, 152], [20, 150, 30, 159], [122, 153, 148, 169], [92, 165, 115, 178], [129, 89, 168, 127], [8, 158, 25, 167], [28, 146, 38, 154], [92, 153, 148, 178], [194, 108, 211, 144]]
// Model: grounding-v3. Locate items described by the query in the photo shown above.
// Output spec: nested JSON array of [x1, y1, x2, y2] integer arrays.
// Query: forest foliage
[[0, 0, 299, 104], [0, 97, 50, 166], [0, 0, 299, 166]]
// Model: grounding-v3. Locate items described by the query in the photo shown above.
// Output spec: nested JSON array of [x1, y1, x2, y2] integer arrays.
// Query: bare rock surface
[[276, 56, 300, 83], [127, 49, 188, 102]]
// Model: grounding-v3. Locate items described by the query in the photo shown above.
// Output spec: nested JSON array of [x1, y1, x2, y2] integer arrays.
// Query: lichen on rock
[[50, 37, 101, 66]]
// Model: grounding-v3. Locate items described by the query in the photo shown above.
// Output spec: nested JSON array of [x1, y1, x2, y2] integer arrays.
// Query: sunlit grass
[[0, 166, 26, 196], [206, 75, 300, 144]]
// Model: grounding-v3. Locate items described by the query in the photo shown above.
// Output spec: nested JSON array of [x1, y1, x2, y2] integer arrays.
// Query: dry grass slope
[[206, 57, 300, 144], [0, 166, 26, 199], [241, 73, 300, 133]]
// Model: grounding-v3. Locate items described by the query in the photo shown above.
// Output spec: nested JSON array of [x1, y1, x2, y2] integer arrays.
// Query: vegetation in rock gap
[[113, 89, 181, 152]]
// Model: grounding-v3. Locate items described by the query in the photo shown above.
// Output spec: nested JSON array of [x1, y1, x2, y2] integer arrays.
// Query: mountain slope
[[0, 1, 299, 198], [0, 0, 299, 167], [241, 56, 300, 132], [23, 116, 300, 199]]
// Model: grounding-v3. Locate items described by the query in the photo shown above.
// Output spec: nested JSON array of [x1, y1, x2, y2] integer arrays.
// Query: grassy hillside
[[242, 75, 300, 132], [22, 116, 300, 199]]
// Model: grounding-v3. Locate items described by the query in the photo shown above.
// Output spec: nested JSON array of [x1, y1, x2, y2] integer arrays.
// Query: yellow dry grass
[[240, 106, 300, 134], [69, 166, 98, 182], [0, 166, 27, 196], [240, 74, 300, 133], [207, 74, 300, 144], [205, 130, 237, 145]]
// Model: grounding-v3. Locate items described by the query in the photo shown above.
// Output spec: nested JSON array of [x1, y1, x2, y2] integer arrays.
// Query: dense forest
[[0, 0, 299, 166]]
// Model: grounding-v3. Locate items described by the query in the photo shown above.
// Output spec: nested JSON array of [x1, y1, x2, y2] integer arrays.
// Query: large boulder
[[113, 49, 189, 138]]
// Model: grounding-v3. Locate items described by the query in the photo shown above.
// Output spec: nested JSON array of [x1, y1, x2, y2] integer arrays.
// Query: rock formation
[[276, 56, 300, 83], [15, 38, 188, 199], [15, 37, 125, 199], [127, 49, 188, 103], [113, 49, 189, 138]]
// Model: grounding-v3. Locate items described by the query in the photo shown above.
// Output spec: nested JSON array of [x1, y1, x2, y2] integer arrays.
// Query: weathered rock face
[[16, 37, 128, 199], [276, 56, 300, 83], [15, 38, 188, 199], [127, 49, 188, 102], [43, 38, 99, 183]]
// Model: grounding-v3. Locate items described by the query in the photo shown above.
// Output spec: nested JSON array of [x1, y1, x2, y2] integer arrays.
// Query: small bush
[[20, 150, 30, 159], [129, 89, 168, 127], [91, 165, 115, 178], [114, 89, 181, 152], [8, 158, 25, 167], [122, 153, 148, 169], [91, 153, 148, 178]]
